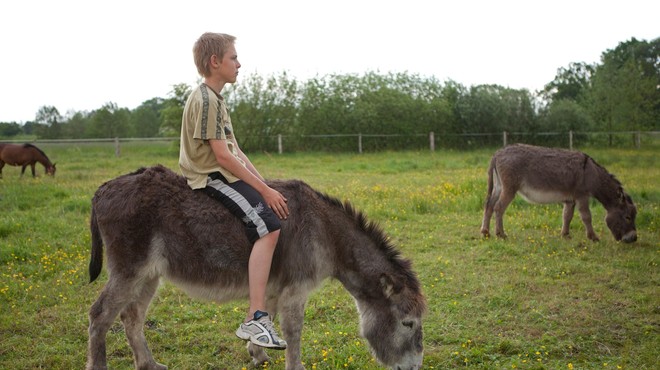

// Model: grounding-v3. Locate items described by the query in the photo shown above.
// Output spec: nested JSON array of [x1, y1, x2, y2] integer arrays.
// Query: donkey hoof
[[140, 362, 167, 370], [247, 342, 270, 367], [480, 229, 490, 238]]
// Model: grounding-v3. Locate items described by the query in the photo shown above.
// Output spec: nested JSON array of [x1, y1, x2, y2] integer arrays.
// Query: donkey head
[[356, 274, 426, 370], [46, 163, 57, 176], [606, 190, 637, 243]]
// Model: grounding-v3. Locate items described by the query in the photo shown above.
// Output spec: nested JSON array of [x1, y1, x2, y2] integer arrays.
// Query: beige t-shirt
[[178, 84, 246, 189]]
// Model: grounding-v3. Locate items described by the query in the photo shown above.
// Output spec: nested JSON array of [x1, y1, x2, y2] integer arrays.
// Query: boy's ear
[[210, 54, 221, 67]]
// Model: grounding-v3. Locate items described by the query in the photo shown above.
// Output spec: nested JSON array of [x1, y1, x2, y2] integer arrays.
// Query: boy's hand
[[263, 187, 289, 220]]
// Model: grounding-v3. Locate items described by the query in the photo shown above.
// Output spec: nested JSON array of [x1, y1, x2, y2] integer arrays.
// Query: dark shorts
[[198, 172, 281, 243]]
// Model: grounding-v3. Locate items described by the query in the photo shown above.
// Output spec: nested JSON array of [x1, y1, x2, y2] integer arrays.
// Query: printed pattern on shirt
[[200, 85, 209, 139]]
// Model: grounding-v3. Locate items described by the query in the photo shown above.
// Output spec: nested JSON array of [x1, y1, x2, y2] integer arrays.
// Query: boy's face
[[218, 45, 241, 84]]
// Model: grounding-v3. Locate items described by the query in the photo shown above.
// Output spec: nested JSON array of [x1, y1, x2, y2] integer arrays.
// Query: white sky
[[0, 0, 657, 123]]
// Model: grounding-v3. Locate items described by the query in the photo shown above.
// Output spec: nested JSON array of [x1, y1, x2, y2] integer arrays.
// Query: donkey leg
[[561, 201, 576, 238], [245, 291, 307, 370], [120, 276, 166, 370], [246, 342, 270, 367], [480, 193, 496, 237], [493, 190, 516, 239], [87, 279, 133, 370], [277, 290, 308, 370], [576, 198, 599, 241], [480, 173, 501, 237]]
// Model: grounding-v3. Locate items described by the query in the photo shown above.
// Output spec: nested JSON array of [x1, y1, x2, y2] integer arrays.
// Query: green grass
[[1, 142, 658, 369]]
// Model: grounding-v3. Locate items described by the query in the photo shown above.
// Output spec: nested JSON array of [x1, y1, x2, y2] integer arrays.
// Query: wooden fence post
[[429, 132, 435, 151], [503, 131, 507, 147], [114, 137, 120, 157], [358, 133, 363, 154], [569, 130, 573, 150], [278, 134, 283, 154]]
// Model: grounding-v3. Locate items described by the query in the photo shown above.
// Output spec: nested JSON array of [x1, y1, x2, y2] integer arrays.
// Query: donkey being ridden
[[0, 143, 56, 178], [86, 165, 426, 370], [481, 144, 637, 243]]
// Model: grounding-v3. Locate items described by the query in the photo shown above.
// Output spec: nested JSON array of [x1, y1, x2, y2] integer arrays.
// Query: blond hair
[[193, 32, 236, 77]]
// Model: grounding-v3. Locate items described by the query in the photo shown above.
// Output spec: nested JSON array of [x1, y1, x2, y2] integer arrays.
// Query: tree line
[[1, 37, 657, 151]]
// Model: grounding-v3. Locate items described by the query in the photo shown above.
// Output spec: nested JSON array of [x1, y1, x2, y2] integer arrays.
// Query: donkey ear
[[380, 274, 403, 299], [616, 187, 626, 203]]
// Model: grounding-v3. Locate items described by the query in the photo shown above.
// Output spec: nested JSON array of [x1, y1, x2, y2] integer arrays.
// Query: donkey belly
[[168, 277, 249, 303], [517, 184, 572, 204]]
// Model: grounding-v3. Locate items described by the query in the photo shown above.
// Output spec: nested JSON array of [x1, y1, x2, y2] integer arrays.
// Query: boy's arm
[[233, 139, 265, 181], [209, 139, 289, 220]]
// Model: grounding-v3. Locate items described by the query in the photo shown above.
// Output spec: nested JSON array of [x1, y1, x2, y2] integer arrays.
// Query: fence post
[[358, 133, 363, 154], [277, 134, 283, 154], [114, 137, 120, 157], [502, 131, 507, 147], [635, 131, 641, 149], [569, 130, 573, 150], [429, 132, 435, 151]]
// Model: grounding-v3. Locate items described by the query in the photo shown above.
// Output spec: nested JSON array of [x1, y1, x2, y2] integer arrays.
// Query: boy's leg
[[200, 173, 286, 349], [247, 230, 280, 320]]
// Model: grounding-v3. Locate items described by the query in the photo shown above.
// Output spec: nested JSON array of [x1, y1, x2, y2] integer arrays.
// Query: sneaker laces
[[258, 316, 280, 339]]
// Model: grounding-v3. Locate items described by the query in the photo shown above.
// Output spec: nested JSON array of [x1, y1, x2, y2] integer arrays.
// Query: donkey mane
[[318, 191, 401, 261], [316, 190, 425, 315], [585, 154, 624, 191]]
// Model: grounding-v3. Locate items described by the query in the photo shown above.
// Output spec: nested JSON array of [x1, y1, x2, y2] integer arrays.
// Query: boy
[[179, 32, 289, 349]]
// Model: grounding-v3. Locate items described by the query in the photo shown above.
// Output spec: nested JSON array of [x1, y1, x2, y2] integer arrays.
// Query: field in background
[[1, 142, 658, 369]]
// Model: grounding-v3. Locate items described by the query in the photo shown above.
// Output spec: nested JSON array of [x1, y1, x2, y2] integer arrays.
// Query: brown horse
[[0, 143, 56, 178], [481, 144, 637, 242], [87, 165, 426, 370]]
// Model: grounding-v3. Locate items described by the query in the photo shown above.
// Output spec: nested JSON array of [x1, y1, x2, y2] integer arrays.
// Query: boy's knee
[[268, 229, 281, 241]]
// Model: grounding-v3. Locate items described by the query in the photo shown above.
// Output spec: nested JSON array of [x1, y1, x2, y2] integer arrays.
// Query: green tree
[[226, 72, 299, 152], [160, 83, 191, 137], [542, 62, 595, 103], [539, 99, 593, 146], [0, 122, 22, 137], [87, 102, 131, 138], [62, 111, 90, 139], [34, 105, 62, 139], [587, 37, 660, 143], [131, 98, 165, 137]]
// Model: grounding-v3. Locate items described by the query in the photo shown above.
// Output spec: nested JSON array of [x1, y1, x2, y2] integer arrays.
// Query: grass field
[[1, 142, 658, 369]]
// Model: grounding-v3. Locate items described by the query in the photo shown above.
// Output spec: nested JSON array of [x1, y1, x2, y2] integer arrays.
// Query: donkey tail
[[484, 156, 496, 205], [89, 206, 104, 283]]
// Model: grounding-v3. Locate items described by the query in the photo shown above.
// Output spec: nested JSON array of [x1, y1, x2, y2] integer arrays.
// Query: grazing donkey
[[480, 144, 637, 243], [87, 165, 426, 370]]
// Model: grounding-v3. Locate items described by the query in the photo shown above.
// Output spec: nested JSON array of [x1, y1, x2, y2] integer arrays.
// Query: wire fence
[[4, 131, 659, 155]]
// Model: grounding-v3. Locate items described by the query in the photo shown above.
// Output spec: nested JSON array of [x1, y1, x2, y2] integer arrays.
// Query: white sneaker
[[235, 310, 287, 350]]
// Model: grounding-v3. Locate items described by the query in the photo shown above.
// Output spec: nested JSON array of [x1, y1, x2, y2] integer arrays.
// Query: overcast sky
[[0, 0, 657, 123]]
